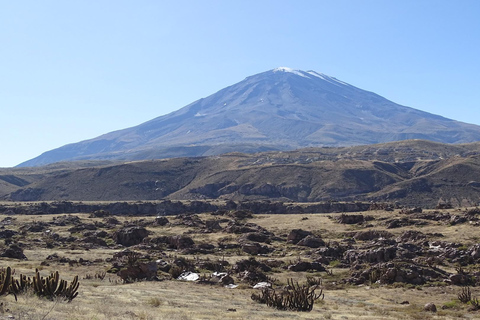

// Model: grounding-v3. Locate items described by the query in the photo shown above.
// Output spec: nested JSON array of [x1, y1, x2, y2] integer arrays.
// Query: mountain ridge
[[4, 140, 480, 207], [19, 68, 480, 167]]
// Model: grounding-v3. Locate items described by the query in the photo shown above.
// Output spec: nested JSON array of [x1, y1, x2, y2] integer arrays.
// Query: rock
[[240, 270, 267, 284], [104, 217, 120, 226], [287, 229, 312, 244], [68, 223, 97, 232], [288, 261, 325, 272], [448, 273, 472, 286], [51, 215, 82, 226], [450, 215, 467, 225], [396, 230, 426, 243], [424, 302, 437, 312], [220, 274, 234, 285], [89, 210, 110, 218], [154, 216, 169, 226], [169, 235, 195, 250], [1, 244, 27, 260], [224, 221, 269, 234], [233, 258, 271, 273], [242, 242, 272, 255], [117, 261, 158, 282], [400, 207, 423, 214], [173, 214, 204, 228], [82, 236, 108, 247], [25, 222, 48, 232], [344, 246, 397, 264], [240, 232, 271, 243], [227, 210, 253, 220], [470, 244, 480, 259], [316, 245, 346, 258], [113, 227, 149, 247], [156, 259, 171, 272], [205, 219, 222, 231], [354, 230, 393, 241], [296, 235, 325, 248], [0, 230, 17, 239], [336, 214, 368, 224]]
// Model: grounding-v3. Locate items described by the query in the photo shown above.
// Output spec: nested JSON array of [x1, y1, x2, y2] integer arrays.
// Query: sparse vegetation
[[0, 202, 480, 318]]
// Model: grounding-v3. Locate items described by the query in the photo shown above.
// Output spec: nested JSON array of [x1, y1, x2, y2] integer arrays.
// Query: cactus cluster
[[0, 267, 79, 302], [251, 277, 324, 312]]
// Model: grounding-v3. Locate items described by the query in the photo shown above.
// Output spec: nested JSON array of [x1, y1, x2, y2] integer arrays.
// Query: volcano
[[19, 67, 480, 167]]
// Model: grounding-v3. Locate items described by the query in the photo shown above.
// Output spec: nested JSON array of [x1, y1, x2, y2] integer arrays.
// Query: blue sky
[[1, 1, 479, 167]]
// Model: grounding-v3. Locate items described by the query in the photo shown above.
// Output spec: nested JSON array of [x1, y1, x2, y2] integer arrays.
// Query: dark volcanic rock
[[296, 235, 325, 248], [353, 230, 393, 241], [240, 232, 271, 244], [336, 214, 371, 224], [344, 246, 397, 264], [242, 242, 272, 255], [287, 229, 312, 244], [169, 235, 195, 250], [1, 244, 27, 260], [117, 261, 158, 282], [153, 216, 170, 226], [0, 230, 18, 239], [113, 226, 149, 247], [288, 261, 325, 272]]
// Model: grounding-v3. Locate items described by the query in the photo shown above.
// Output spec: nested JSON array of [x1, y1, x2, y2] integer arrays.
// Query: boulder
[[424, 303, 437, 312], [344, 246, 397, 264], [396, 230, 426, 243], [287, 229, 312, 244], [240, 232, 271, 243], [354, 230, 393, 241], [335, 214, 367, 224], [205, 219, 222, 231], [117, 261, 158, 282], [113, 226, 149, 247], [1, 244, 27, 260], [0, 230, 17, 239], [169, 235, 195, 250], [154, 216, 169, 226], [296, 235, 325, 248], [242, 242, 272, 255], [288, 261, 325, 272]]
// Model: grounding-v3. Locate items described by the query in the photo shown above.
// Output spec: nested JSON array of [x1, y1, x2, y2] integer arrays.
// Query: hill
[[4, 140, 480, 207]]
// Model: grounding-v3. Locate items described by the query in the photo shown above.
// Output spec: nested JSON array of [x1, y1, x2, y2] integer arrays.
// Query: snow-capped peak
[[273, 67, 309, 78], [306, 70, 350, 87]]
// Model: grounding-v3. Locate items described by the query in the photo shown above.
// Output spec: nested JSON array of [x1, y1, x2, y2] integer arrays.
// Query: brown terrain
[[2, 140, 480, 208], [0, 201, 480, 319], [1, 140, 480, 319]]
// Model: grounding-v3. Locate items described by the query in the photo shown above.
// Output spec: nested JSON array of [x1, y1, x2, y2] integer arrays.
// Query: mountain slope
[[19, 67, 480, 167]]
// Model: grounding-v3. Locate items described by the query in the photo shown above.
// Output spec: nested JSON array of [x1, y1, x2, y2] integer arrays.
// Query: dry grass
[[0, 208, 479, 319]]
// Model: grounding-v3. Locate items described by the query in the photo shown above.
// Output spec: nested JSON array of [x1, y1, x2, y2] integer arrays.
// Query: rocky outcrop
[[1, 243, 27, 260], [113, 227, 149, 247], [296, 235, 325, 248], [287, 229, 312, 244]]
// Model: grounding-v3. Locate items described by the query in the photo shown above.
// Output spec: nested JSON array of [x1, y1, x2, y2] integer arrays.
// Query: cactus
[[0, 267, 12, 296], [0, 267, 78, 302], [252, 277, 324, 312], [31, 270, 79, 302]]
